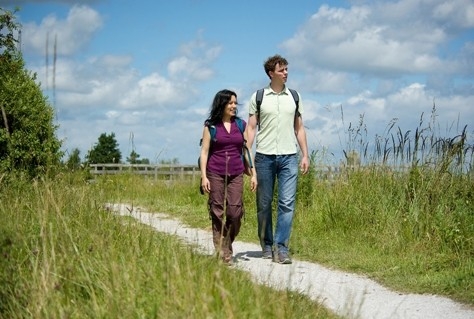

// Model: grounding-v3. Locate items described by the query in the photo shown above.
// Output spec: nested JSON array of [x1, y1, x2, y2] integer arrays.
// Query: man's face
[[270, 63, 288, 84]]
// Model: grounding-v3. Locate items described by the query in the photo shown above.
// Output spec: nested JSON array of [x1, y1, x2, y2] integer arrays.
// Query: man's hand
[[300, 156, 310, 175]]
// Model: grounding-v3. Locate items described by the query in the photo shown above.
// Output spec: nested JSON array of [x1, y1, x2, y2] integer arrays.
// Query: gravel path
[[107, 203, 474, 319]]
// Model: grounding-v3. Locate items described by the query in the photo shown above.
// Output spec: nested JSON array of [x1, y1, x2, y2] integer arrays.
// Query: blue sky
[[2, 0, 473, 164]]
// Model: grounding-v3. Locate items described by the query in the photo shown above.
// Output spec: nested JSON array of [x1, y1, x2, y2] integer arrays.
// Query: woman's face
[[224, 95, 238, 118]]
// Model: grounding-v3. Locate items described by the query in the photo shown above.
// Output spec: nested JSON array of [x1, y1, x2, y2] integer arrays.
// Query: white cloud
[[282, 1, 474, 78], [1, 0, 99, 4], [119, 72, 189, 109], [23, 14, 223, 162], [95, 55, 133, 68], [168, 35, 222, 81], [431, 0, 474, 28], [301, 77, 474, 164], [15, 1, 474, 164], [105, 110, 120, 119], [278, 0, 473, 165], [22, 5, 102, 56]]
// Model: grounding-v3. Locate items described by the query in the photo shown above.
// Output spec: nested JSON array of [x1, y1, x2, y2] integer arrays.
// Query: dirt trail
[[107, 203, 474, 319]]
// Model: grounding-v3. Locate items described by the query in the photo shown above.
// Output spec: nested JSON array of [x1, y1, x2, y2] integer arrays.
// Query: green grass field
[[1, 114, 473, 317], [0, 174, 340, 319]]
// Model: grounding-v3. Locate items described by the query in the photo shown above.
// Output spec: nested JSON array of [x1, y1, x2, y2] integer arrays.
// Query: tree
[[0, 8, 62, 177], [127, 150, 140, 164], [126, 150, 150, 164], [65, 148, 82, 170], [0, 8, 18, 56], [86, 132, 121, 164], [159, 158, 179, 165]]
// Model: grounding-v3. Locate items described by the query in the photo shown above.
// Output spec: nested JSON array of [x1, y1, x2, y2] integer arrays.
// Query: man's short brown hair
[[263, 54, 288, 78]]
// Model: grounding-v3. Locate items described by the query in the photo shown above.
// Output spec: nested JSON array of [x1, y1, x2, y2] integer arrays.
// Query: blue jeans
[[255, 153, 298, 253]]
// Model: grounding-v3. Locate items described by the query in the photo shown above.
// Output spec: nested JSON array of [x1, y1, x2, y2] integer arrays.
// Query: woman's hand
[[201, 177, 211, 193], [250, 174, 257, 192]]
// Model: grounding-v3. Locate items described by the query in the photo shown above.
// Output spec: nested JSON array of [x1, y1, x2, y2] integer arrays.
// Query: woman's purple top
[[207, 118, 246, 176]]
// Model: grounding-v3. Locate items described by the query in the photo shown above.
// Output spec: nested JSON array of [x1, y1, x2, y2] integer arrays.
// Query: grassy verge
[[97, 166, 473, 306], [101, 110, 473, 306], [0, 175, 338, 319]]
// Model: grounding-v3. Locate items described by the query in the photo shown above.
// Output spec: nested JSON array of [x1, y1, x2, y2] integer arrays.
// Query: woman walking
[[199, 89, 257, 264]]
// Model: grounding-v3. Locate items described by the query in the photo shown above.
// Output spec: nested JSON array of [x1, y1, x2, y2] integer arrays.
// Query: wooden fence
[[89, 164, 200, 181], [89, 163, 412, 182]]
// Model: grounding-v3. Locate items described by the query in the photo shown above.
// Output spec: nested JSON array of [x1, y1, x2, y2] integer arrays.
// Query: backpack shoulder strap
[[255, 88, 299, 130], [205, 120, 217, 141], [288, 88, 300, 116], [255, 88, 264, 130], [235, 117, 247, 147], [235, 117, 245, 134], [208, 127, 216, 142], [199, 120, 216, 146]]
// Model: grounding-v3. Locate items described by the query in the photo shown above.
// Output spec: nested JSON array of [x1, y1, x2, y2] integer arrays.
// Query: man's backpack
[[255, 88, 300, 130]]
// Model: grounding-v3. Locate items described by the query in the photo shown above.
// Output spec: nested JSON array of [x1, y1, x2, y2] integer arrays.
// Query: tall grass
[[1, 108, 472, 317], [95, 107, 474, 305], [92, 162, 473, 305], [0, 174, 338, 319], [292, 106, 473, 304]]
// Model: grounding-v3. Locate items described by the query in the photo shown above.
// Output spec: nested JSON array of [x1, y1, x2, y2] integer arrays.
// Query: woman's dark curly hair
[[206, 89, 240, 125]]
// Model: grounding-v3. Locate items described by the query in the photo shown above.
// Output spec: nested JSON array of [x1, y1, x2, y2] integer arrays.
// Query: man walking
[[247, 54, 309, 264]]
